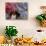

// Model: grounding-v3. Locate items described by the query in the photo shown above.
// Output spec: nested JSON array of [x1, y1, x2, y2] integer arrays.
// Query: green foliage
[[44, 15, 46, 20], [36, 15, 44, 21], [5, 26, 18, 38], [36, 14, 46, 21]]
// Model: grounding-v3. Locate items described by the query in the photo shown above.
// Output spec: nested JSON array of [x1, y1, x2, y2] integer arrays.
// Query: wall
[[0, 0, 46, 39]]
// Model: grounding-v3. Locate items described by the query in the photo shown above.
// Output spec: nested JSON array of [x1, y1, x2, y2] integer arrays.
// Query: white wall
[[0, 0, 46, 38]]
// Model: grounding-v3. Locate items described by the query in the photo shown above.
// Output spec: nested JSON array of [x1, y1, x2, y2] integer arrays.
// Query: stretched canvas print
[[5, 2, 28, 20]]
